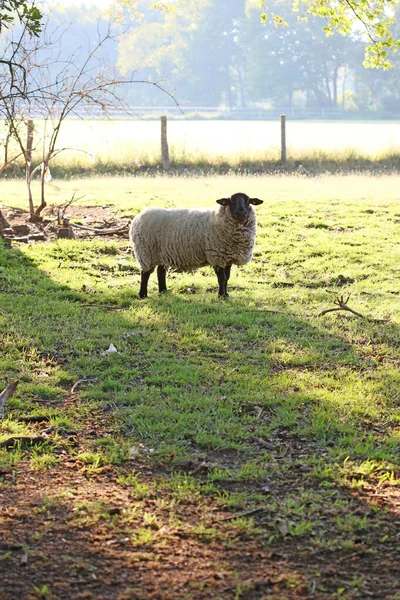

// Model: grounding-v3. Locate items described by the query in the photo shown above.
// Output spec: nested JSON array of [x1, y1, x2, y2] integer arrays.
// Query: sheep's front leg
[[214, 266, 229, 298], [139, 270, 152, 299], [157, 265, 167, 294]]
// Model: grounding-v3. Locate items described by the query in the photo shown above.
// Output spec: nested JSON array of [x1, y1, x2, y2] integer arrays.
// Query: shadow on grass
[[1, 240, 399, 459], [1, 240, 400, 599]]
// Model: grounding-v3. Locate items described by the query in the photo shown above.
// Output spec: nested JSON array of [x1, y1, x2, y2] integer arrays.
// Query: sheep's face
[[216, 193, 263, 224]]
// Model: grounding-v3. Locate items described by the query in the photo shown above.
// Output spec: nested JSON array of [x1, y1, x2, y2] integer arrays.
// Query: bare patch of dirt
[[1, 422, 399, 600], [0, 463, 305, 600], [1, 204, 131, 245]]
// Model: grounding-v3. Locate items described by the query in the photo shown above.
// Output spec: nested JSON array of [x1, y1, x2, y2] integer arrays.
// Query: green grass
[[4, 171, 400, 215], [1, 174, 399, 466], [1, 174, 400, 592]]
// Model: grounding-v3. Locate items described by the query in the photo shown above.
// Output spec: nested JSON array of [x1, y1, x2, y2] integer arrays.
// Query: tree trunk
[[25, 120, 34, 217], [34, 161, 48, 219], [332, 65, 339, 107], [313, 86, 326, 109], [236, 66, 246, 109], [3, 125, 11, 166], [341, 67, 347, 110]]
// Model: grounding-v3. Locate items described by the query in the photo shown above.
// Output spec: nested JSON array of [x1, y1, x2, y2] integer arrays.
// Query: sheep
[[129, 192, 263, 298]]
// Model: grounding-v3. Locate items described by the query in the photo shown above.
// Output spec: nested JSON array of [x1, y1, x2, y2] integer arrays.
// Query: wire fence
[[14, 105, 345, 120], [79, 106, 345, 120]]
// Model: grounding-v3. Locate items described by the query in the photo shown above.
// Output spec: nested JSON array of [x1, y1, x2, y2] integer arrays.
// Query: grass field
[[1, 174, 400, 598], [3, 172, 400, 215], [3, 119, 400, 174]]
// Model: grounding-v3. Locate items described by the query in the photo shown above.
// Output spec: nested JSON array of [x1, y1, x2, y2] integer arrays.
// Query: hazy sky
[[39, 0, 114, 9]]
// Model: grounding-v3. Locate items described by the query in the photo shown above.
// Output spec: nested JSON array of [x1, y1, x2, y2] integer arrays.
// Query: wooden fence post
[[280, 114, 286, 164], [161, 115, 170, 170]]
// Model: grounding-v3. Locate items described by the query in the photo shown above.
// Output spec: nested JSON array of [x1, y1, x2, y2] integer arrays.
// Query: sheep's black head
[[216, 192, 263, 223]]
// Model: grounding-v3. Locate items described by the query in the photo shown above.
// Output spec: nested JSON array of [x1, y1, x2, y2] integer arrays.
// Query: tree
[[1, 1, 43, 230], [2, 18, 128, 219], [244, 0, 359, 110], [1, 12, 179, 221], [257, 0, 400, 69], [136, 0, 400, 69], [0, 1, 43, 98], [0, 0, 42, 35], [118, 0, 247, 107]]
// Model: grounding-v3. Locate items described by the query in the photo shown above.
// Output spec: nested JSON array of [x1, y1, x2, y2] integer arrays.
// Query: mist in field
[[3, 0, 400, 176]]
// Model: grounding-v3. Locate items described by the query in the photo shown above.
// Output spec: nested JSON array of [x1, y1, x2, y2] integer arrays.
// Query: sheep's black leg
[[224, 265, 232, 294], [157, 265, 167, 294], [214, 266, 228, 298], [139, 270, 152, 299]]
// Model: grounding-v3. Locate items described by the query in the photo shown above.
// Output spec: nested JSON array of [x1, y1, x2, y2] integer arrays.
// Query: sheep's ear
[[216, 198, 231, 206], [249, 197, 263, 205]]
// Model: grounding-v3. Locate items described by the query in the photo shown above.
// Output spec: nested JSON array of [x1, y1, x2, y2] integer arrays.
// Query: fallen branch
[[0, 436, 47, 449], [0, 542, 23, 551], [318, 295, 364, 318], [70, 223, 129, 235], [17, 415, 51, 424], [57, 192, 86, 225], [249, 435, 275, 450], [0, 381, 19, 417]]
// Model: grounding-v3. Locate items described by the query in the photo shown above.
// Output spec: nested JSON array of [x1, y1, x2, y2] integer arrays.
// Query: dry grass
[[2, 119, 400, 175]]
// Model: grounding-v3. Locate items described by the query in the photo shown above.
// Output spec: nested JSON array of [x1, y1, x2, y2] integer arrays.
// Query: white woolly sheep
[[129, 192, 263, 298]]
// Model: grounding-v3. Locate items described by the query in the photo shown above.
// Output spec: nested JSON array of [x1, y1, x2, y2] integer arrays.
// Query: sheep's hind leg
[[214, 266, 229, 298], [224, 265, 232, 292], [139, 270, 152, 299], [157, 265, 167, 294]]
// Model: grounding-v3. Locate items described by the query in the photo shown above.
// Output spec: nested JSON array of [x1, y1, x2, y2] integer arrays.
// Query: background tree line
[[114, 0, 400, 115], [2, 0, 400, 116]]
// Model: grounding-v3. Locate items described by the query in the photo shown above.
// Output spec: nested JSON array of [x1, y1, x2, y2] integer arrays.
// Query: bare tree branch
[[1, 14, 182, 218], [318, 295, 365, 318]]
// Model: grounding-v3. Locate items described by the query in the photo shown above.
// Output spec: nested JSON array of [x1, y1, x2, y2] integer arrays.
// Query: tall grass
[[2, 119, 400, 177]]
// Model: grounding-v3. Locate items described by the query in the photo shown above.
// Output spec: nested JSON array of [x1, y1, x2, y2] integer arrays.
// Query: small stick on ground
[[71, 377, 98, 394], [318, 295, 365, 318], [172, 574, 211, 593], [0, 381, 19, 418], [249, 435, 275, 450], [218, 507, 265, 523]]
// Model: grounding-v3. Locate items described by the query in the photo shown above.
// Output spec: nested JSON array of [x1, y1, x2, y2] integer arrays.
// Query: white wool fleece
[[129, 204, 258, 273]]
